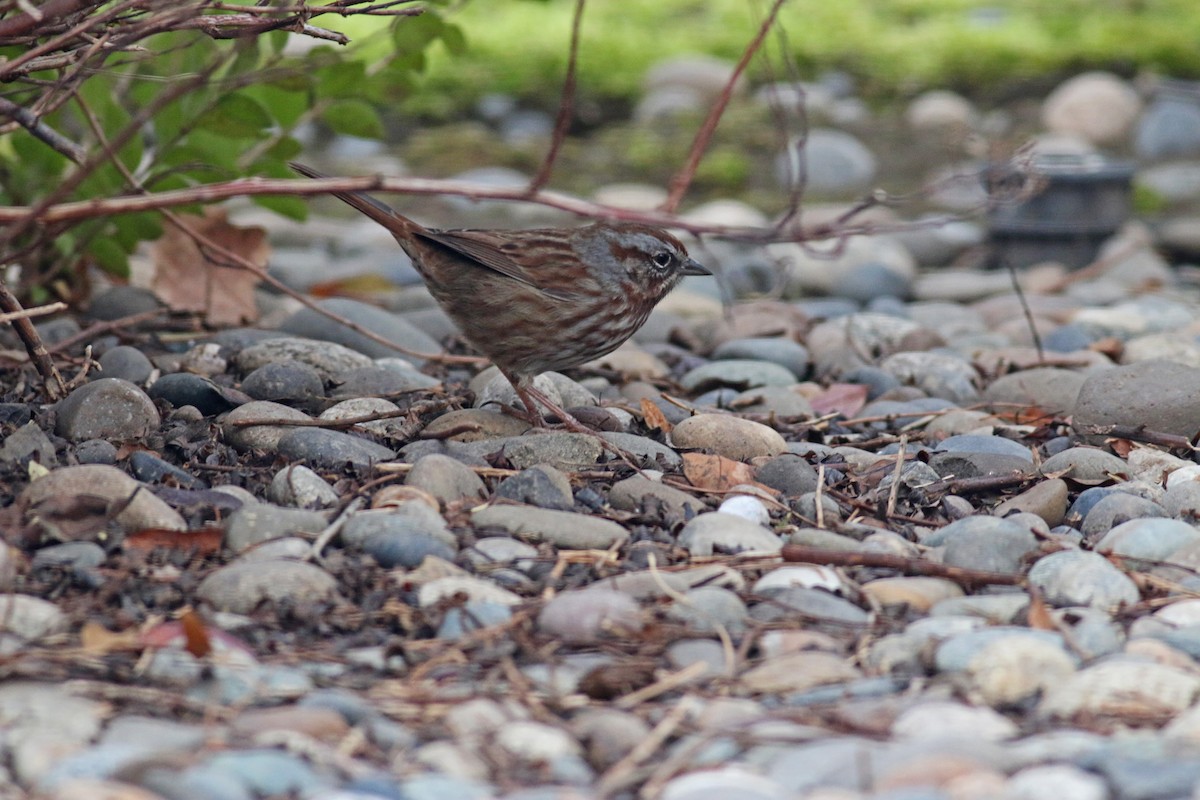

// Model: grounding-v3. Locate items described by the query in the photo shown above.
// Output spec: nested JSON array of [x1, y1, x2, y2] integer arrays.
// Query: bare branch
[[527, 0, 585, 193], [662, 0, 788, 213], [0, 174, 989, 245], [0, 97, 86, 163]]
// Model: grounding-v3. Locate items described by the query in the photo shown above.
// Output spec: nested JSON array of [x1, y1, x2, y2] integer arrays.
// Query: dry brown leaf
[[1026, 587, 1056, 631], [151, 208, 266, 325], [179, 608, 212, 658], [639, 398, 672, 433], [1110, 438, 1136, 458], [810, 383, 868, 418], [80, 621, 141, 654], [682, 452, 757, 492], [123, 527, 223, 557]]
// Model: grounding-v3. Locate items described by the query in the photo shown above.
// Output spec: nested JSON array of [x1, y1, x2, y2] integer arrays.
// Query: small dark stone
[[754, 454, 820, 496], [97, 346, 154, 385], [496, 465, 574, 510], [32, 541, 106, 571], [148, 373, 243, 416], [362, 530, 456, 569], [276, 428, 396, 469], [0, 404, 32, 427], [55, 378, 160, 442], [241, 360, 325, 404], [33, 317, 82, 347], [129, 450, 206, 489], [330, 365, 437, 398], [86, 286, 164, 321], [74, 439, 118, 465]]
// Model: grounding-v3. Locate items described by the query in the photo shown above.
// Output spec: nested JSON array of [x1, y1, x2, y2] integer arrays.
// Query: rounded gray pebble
[[472, 505, 628, 549], [681, 359, 798, 392], [496, 464, 574, 510], [666, 586, 749, 635], [275, 427, 396, 469], [196, 559, 339, 613], [679, 512, 781, 556], [1074, 359, 1200, 438], [97, 345, 154, 384], [537, 589, 644, 643], [268, 465, 339, 508], [711, 338, 811, 379], [224, 503, 328, 553], [406, 453, 488, 506], [1079, 493, 1167, 539], [73, 438, 118, 465], [241, 360, 325, 404], [1027, 549, 1140, 609], [54, 378, 160, 442], [1041, 446, 1131, 484]]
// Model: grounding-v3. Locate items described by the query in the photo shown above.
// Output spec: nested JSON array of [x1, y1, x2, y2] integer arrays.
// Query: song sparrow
[[291, 162, 710, 428]]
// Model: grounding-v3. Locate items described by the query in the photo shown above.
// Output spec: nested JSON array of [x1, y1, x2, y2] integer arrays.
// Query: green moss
[[306, 0, 1200, 119], [1133, 182, 1169, 215]]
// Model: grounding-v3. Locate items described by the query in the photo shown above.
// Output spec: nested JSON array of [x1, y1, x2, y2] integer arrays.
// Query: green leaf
[[116, 212, 164, 246], [253, 194, 308, 221], [196, 93, 273, 138], [265, 136, 303, 162], [322, 99, 383, 139], [440, 23, 468, 56], [89, 238, 130, 278], [267, 29, 290, 54], [391, 12, 445, 71], [315, 59, 368, 98], [244, 83, 308, 128]]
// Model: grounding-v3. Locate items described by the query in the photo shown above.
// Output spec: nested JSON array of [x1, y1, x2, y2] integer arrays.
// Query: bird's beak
[[681, 258, 711, 276]]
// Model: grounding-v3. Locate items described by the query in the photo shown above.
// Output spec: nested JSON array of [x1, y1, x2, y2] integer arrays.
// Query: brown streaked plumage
[[291, 162, 709, 426]]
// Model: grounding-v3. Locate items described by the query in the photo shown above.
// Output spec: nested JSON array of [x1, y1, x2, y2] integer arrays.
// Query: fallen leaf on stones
[[810, 383, 868, 418], [151, 208, 266, 325], [683, 452, 759, 492], [640, 398, 672, 433], [123, 527, 222, 557], [994, 404, 1054, 425], [1110, 438, 1135, 458], [80, 621, 140, 654], [142, 618, 253, 656], [1027, 588, 1056, 631], [180, 609, 212, 658]]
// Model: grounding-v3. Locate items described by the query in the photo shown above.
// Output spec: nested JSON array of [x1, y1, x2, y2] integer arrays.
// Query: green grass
[[322, 0, 1200, 119]]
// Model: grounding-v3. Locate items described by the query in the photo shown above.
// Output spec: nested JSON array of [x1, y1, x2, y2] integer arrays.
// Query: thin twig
[[662, 0, 787, 213], [781, 545, 1024, 587], [0, 301, 67, 324], [0, 97, 86, 162], [527, 0, 584, 193]]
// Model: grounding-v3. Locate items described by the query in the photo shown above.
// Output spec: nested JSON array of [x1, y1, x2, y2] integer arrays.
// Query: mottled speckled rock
[[671, 414, 786, 461], [1074, 360, 1200, 440], [55, 378, 160, 442], [197, 559, 339, 613], [19, 465, 186, 536], [472, 505, 628, 550]]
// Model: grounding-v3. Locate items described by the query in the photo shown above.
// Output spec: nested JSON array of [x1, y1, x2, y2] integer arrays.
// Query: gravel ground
[[7, 64, 1200, 800], [3, 213, 1200, 800]]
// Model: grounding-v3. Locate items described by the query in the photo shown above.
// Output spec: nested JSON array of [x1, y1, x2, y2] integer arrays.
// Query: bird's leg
[[505, 371, 587, 432], [504, 372, 645, 471]]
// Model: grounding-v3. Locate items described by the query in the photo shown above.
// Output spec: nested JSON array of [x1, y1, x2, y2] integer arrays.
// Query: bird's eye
[[651, 251, 674, 269]]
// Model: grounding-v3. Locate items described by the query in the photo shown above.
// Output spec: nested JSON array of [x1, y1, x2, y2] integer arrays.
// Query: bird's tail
[[289, 161, 414, 234]]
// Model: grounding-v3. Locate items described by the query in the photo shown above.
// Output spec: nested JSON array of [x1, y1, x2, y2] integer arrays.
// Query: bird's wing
[[415, 228, 578, 301]]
